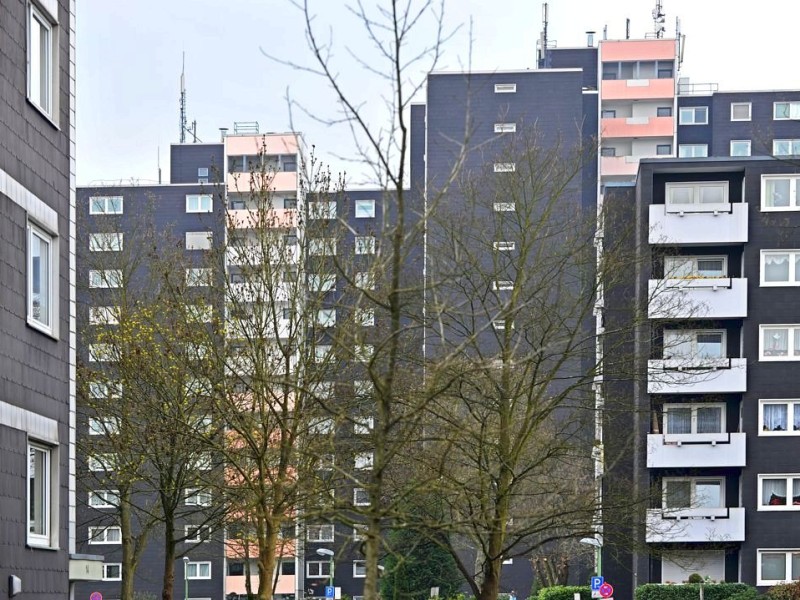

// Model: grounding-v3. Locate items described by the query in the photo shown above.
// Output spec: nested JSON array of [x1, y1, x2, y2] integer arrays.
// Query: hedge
[[636, 583, 757, 600], [538, 586, 593, 600]]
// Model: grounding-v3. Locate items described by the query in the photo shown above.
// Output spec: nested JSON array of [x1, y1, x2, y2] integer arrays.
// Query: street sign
[[590, 576, 604, 591], [325, 586, 335, 599], [591, 592, 601, 599], [90, 593, 103, 600], [599, 583, 614, 599]]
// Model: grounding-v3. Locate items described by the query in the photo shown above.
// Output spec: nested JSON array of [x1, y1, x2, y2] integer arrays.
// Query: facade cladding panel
[[676, 95, 713, 146], [546, 47, 599, 89], [170, 143, 225, 184], [0, 0, 79, 597]]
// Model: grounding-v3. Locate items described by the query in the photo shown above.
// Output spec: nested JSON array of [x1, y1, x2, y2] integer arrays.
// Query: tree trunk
[[256, 515, 279, 600], [120, 494, 135, 600], [162, 522, 176, 600]]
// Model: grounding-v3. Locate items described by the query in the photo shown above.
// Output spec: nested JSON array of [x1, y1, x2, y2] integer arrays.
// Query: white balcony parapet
[[648, 278, 748, 319], [649, 203, 748, 245], [648, 358, 747, 394], [647, 433, 746, 468], [646, 507, 745, 543]]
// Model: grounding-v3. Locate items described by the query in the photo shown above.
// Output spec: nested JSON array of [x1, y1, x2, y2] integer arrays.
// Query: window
[[494, 83, 516, 93], [354, 345, 374, 362], [679, 106, 708, 125], [188, 304, 213, 323], [307, 524, 335, 542], [88, 417, 119, 436], [355, 199, 376, 218], [601, 110, 616, 119], [355, 236, 376, 255], [727, 140, 752, 158], [186, 268, 212, 287], [89, 270, 123, 289], [89, 344, 116, 362], [310, 417, 335, 435], [185, 525, 211, 543], [665, 181, 728, 211], [657, 106, 673, 117], [28, 4, 55, 116], [493, 280, 514, 291], [493, 163, 515, 173], [730, 102, 752, 121], [186, 561, 211, 580], [185, 488, 212, 506], [309, 238, 337, 256], [89, 490, 119, 509], [185, 232, 213, 250], [600, 147, 616, 157], [354, 380, 373, 398], [663, 404, 724, 435], [28, 224, 54, 330], [198, 167, 209, 178], [758, 550, 800, 586], [189, 453, 213, 471], [102, 563, 122, 581], [762, 176, 800, 210], [494, 123, 517, 133], [282, 559, 296, 576], [310, 381, 335, 399], [89, 233, 123, 252], [355, 272, 375, 290], [356, 308, 374, 327], [186, 194, 212, 213], [308, 201, 337, 220], [355, 452, 373, 470], [762, 250, 800, 285], [353, 560, 367, 578], [759, 475, 800, 510], [663, 477, 723, 509], [307, 561, 332, 578], [315, 344, 332, 363], [89, 306, 119, 325], [316, 309, 336, 327], [353, 416, 374, 434], [494, 241, 516, 252], [88, 381, 121, 399], [663, 330, 725, 360], [88, 453, 116, 472], [664, 256, 726, 278], [28, 443, 52, 546], [656, 144, 673, 156], [89, 196, 123, 215], [354, 487, 370, 506], [309, 273, 336, 292], [88, 526, 122, 544], [774, 102, 800, 120], [760, 325, 800, 360], [760, 400, 800, 435], [678, 144, 709, 158], [493, 320, 513, 331], [773, 140, 800, 156]]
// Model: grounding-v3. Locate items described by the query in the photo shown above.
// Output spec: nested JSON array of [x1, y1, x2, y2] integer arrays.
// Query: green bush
[[727, 588, 759, 600], [636, 583, 757, 600], [765, 582, 800, 600], [538, 586, 592, 600]]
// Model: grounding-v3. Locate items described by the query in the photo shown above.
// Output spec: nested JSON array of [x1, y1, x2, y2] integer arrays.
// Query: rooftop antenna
[[157, 147, 162, 184], [179, 52, 187, 143], [626, 18, 631, 39], [537, 2, 549, 68], [603, 25, 607, 41], [676, 16, 686, 67], [652, 0, 666, 38]]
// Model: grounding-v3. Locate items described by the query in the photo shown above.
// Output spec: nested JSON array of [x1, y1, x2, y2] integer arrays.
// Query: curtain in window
[[763, 479, 787, 505], [793, 479, 800, 506], [794, 404, 800, 431], [697, 407, 722, 433], [763, 404, 788, 431], [762, 553, 786, 581], [766, 179, 791, 208], [665, 481, 691, 508], [764, 254, 790, 282], [700, 186, 724, 204], [667, 409, 692, 434], [764, 328, 789, 356], [664, 331, 693, 359]]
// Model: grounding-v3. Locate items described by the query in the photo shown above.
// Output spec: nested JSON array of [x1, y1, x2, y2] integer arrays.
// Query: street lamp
[[183, 556, 190, 600], [316, 548, 335, 588], [580, 536, 603, 578]]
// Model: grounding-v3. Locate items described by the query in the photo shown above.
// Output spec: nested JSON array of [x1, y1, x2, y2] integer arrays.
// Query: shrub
[[636, 583, 757, 600], [538, 586, 592, 600], [687, 575, 704, 584], [765, 582, 800, 600]]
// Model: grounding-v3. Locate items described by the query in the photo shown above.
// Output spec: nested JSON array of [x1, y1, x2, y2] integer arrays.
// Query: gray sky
[[76, 0, 800, 187]]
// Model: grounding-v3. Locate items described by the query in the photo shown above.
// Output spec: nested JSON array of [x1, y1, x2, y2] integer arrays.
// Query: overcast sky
[[76, 0, 800, 187]]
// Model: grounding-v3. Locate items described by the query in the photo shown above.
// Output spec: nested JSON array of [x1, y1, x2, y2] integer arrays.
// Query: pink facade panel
[[601, 116, 674, 138], [601, 78, 675, 101], [227, 171, 298, 193], [225, 134, 299, 157], [600, 39, 677, 61], [226, 574, 296, 595], [227, 208, 298, 229], [600, 156, 640, 177]]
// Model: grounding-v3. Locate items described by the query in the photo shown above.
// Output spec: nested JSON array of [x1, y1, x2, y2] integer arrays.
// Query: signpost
[[599, 583, 614, 599], [90, 593, 103, 600], [325, 586, 335, 599]]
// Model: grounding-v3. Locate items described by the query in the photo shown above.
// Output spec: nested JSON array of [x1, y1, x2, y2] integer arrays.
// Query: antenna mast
[[652, 0, 666, 38], [536, 3, 550, 68], [179, 53, 187, 143]]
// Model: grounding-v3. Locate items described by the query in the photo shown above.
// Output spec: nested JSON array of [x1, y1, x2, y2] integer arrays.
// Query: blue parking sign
[[325, 587, 335, 599], [590, 576, 604, 591]]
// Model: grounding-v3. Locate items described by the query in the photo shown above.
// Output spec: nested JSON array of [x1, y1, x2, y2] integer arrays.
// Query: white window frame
[[89, 306, 119, 325], [353, 487, 370, 506], [662, 477, 725, 509], [102, 563, 122, 581], [185, 488, 212, 507], [309, 238, 337, 256], [186, 561, 212, 580], [760, 325, 800, 361], [88, 417, 119, 436], [185, 525, 211, 543], [494, 123, 517, 133], [662, 329, 726, 361], [493, 202, 516, 212], [88, 453, 116, 472], [28, 222, 56, 333], [493, 280, 514, 291], [27, 442, 54, 547], [309, 273, 336, 292], [306, 561, 332, 578], [678, 144, 709, 158], [355, 272, 374, 290], [759, 399, 800, 436], [188, 304, 213, 323], [355, 236, 376, 255], [197, 167, 209, 178], [185, 231, 213, 250], [773, 139, 800, 157], [665, 181, 729, 212], [354, 381, 373, 398], [354, 199, 376, 218], [678, 106, 708, 125], [88, 525, 122, 545], [315, 344, 332, 364], [89, 233, 123, 252], [494, 83, 516, 93], [356, 308, 374, 327], [316, 308, 336, 327], [774, 101, 800, 120], [186, 194, 213, 213], [758, 474, 800, 511], [492, 319, 514, 331], [494, 241, 516, 252], [762, 175, 800, 211], [761, 250, 800, 286], [89, 490, 119, 509], [664, 255, 727, 278], [493, 163, 516, 173], [354, 452, 373, 470], [757, 549, 800, 586], [354, 344, 374, 363], [308, 201, 337, 220], [730, 102, 752, 121], [89, 269, 123, 289], [310, 417, 335, 435], [186, 268, 212, 287], [353, 416, 374, 434], [89, 343, 116, 363], [729, 140, 751, 157], [28, 3, 56, 117], [306, 524, 335, 542], [89, 196, 123, 215], [353, 560, 367, 578], [662, 403, 726, 436]]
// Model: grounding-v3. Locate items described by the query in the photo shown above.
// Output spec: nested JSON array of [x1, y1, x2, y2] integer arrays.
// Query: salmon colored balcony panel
[[226, 574, 296, 595], [601, 116, 674, 138], [225, 539, 296, 558], [227, 171, 298, 193], [600, 39, 677, 61], [601, 78, 675, 100], [227, 208, 298, 229], [600, 156, 640, 177], [226, 134, 299, 157]]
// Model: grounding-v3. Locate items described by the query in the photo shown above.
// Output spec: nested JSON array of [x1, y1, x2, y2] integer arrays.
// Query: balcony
[[648, 358, 747, 394], [227, 171, 297, 194], [649, 203, 748, 245], [646, 507, 745, 543], [648, 278, 748, 320], [226, 244, 299, 266], [646, 433, 746, 468], [227, 207, 298, 229], [601, 78, 675, 101], [228, 281, 292, 303], [601, 115, 674, 139]]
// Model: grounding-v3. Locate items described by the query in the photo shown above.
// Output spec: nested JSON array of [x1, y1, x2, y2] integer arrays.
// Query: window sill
[[27, 318, 59, 341], [26, 98, 61, 131], [27, 541, 60, 551]]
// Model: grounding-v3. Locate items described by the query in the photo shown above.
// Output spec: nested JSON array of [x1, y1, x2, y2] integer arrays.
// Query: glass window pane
[[763, 403, 788, 431], [665, 480, 691, 508], [764, 328, 789, 356], [29, 447, 47, 535], [697, 407, 722, 433], [663, 331, 692, 359], [793, 403, 800, 431], [695, 481, 721, 508], [762, 553, 787, 581], [776, 103, 790, 119], [30, 231, 50, 326], [765, 254, 790, 282], [766, 179, 791, 207], [696, 259, 725, 277], [792, 553, 800, 580], [667, 408, 692, 434], [668, 186, 693, 204], [665, 257, 694, 277], [763, 479, 787, 505], [793, 479, 800, 505], [696, 333, 723, 358]]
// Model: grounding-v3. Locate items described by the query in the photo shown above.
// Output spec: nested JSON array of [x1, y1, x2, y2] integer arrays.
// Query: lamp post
[[183, 556, 190, 600], [316, 548, 335, 588], [580, 536, 603, 578]]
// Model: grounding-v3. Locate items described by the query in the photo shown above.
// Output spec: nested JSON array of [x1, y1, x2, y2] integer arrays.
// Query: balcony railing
[[647, 433, 746, 468], [646, 507, 745, 543], [648, 358, 747, 394], [648, 278, 748, 319], [649, 203, 748, 245]]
